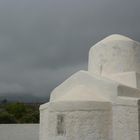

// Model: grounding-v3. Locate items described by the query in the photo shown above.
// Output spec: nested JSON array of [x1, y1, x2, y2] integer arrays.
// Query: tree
[[0, 102, 39, 123], [20, 111, 39, 123], [6, 103, 27, 119], [0, 112, 17, 124]]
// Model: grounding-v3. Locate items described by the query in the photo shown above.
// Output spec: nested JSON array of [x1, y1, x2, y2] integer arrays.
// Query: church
[[40, 34, 140, 140]]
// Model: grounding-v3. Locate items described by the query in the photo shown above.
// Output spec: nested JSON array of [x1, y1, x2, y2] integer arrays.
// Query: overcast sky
[[0, 0, 140, 102]]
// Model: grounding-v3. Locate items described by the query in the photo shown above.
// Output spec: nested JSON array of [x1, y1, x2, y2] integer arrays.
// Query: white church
[[40, 34, 140, 140]]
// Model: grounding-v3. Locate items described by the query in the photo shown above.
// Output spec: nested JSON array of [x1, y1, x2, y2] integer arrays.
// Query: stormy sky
[[0, 0, 140, 102]]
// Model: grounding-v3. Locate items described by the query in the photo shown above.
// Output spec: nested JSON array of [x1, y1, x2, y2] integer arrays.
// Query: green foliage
[[6, 103, 27, 118], [0, 112, 17, 124], [0, 102, 40, 124], [20, 113, 38, 123], [33, 111, 39, 122]]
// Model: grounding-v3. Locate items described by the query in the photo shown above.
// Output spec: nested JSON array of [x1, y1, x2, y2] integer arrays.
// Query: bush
[[0, 102, 39, 123], [6, 103, 27, 119], [0, 112, 17, 124], [20, 114, 36, 123]]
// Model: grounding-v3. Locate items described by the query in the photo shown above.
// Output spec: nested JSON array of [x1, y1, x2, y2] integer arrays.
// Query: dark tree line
[[0, 102, 39, 124]]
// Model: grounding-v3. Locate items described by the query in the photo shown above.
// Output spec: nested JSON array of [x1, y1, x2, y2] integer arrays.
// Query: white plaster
[[88, 34, 140, 76], [50, 70, 119, 102], [40, 101, 112, 140], [112, 97, 139, 140], [50, 71, 140, 102], [109, 72, 137, 88], [0, 124, 39, 140]]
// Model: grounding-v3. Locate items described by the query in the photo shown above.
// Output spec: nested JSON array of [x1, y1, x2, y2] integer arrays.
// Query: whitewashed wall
[[0, 124, 39, 140]]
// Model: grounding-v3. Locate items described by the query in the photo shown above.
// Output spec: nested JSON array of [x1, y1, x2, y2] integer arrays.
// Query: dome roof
[[100, 34, 133, 43], [89, 34, 140, 76]]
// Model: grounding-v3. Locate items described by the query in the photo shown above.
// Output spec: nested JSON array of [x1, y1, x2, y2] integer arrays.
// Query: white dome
[[100, 34, 133, 43], [88, 34, 140, 76]]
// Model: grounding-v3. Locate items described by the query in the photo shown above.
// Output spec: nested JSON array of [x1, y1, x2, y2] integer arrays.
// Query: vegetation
[[0, 102, 40, 124]]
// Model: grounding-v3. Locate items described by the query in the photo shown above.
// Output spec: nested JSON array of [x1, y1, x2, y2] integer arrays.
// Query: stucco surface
[[112, 97, 139, 140], [0, 124, 39, 140], [40, 102, 112, 140], [89, 35, 140, 76], [109, 72, 138, 88], [50, 70, 140, 102], [50, 70, 118, 102]]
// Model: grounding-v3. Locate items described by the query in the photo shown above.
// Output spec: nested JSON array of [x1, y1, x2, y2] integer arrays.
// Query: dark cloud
[[0, 0, 140, 101]]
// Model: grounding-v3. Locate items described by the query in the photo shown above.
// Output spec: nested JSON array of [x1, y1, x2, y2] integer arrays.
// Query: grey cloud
[[0, 0, 140, 101]]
